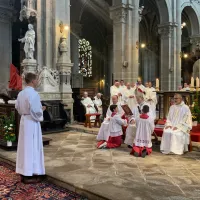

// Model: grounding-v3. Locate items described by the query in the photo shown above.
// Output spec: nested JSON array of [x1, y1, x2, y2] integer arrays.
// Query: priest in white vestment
[[181, 83, 190, 91], [15, 73, 45, 183], [93, 93, 102, 115], [145, 82, 157, 117], [123, 83, 136, 110], [160, 94, 192, 155], [136, 78, 146, 92], [96, 95, 124, 143], [81, 92, 97, 121], [124, 94, 155, 147], [110, 81, 122, 103]]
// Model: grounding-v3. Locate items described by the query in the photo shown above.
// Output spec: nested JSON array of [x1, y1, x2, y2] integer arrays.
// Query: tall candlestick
[[191, 77, 194, 87], [196, 77, 199, 88], [156, 78, 159, 88]]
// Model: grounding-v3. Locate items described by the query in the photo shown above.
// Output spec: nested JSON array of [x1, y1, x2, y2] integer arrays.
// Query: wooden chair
[[84, 113, 101, 128]]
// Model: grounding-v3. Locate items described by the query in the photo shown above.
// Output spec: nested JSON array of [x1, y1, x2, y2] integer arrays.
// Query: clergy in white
[[81, 92, 97, 121], [93, 93, 102, 115], [123, 82, 136, 110], [15, 73, 45, 182], [96, 95, 124, 143], [160, 94, 192, 155], [110, 81, 122, 103], [124, 94, 155, 147], [145, 82, 157, 117]]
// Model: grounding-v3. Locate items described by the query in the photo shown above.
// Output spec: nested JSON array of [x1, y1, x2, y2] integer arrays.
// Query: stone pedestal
[[21, 59, 37, 73]]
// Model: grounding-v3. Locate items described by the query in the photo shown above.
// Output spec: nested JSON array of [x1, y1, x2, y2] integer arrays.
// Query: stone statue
[[18, 24, 35, 60], [193, 59, 200, 79]]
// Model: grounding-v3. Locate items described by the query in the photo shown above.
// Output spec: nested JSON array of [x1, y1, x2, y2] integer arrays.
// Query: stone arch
[[181, 3, 200, 35], [155, 0, 171, 23]]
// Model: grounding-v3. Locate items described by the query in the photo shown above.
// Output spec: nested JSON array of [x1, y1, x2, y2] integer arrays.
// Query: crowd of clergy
[[81, 79, 192, 158]]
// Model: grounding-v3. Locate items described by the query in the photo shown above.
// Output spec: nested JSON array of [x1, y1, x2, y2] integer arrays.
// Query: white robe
[[134, 116, 155, 148], [93, 96, 102, 114], [144, 87, 157, 117], [15, 86, 45, 176], [123, 88, 136, 110], [110, 86, 122, 103], [96, 103, 124, 141], [124, 101, 155, 146], [160, 102, 192, 155], [81, 97, 96, 120]]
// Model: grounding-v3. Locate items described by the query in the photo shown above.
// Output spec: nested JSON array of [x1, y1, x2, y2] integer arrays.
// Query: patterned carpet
[[0, 161, 87, 200]]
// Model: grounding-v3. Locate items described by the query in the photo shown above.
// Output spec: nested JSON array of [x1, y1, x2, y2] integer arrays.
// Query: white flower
[[4, 126, 7, 128], [10, 124, 13, 127], [8, 127, 11, 130]]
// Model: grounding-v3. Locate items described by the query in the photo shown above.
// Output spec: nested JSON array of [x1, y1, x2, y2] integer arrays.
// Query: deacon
[[81, 92, 97, 121], [136, 78, 145, 92], [15, 73, 45, 183], [124, 93, 155, 147], [160, 93, 192, 155], [123, 82, 136, 110], [97, 95, 124, 146]]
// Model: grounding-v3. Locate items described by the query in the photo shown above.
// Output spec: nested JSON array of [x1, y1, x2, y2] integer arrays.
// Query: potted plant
[[190, 92, 200, 126], [1, 113, 16, 146]]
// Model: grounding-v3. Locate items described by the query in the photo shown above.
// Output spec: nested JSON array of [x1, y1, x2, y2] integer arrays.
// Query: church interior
[[0, 0, 200, 199]]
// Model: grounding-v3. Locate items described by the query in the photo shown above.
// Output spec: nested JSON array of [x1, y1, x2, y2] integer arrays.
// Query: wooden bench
[[85, 113, 101, 128]]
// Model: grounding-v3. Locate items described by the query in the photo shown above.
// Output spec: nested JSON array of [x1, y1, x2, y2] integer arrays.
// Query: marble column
[[110, 0, 139, 83]]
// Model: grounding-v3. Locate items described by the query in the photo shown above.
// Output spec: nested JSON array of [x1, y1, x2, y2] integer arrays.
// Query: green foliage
[[0, 112, 16, 142], [191, 91, 200, 122]]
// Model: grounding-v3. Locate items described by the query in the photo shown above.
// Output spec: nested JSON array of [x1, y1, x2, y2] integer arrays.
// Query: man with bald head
[[97, 95, 124, 145], [160, 93, 192, 155], [123, 82, 136, 110], [81, 92, 96, 121]]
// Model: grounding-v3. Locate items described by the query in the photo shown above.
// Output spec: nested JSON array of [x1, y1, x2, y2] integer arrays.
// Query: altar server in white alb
[[96, 95, 124, 147], [81, 92, 97, 121], [15, 73, 45, 184], [160, 93, 192, 155], [123, 82, 136, 110], [124, 93, 155, 147]]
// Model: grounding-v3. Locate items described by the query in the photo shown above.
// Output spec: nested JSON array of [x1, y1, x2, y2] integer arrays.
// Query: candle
[[191, 77, 194, 87], [196, 77, 199, 88], [156, 78, 159, 88]]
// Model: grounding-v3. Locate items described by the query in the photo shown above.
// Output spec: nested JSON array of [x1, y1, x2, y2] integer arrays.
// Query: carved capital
[[110, 4, 128, 24], [158, 23, 177, 39]]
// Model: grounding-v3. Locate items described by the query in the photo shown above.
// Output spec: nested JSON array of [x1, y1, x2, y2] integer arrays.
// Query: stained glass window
[[78, 38, 92, 77]]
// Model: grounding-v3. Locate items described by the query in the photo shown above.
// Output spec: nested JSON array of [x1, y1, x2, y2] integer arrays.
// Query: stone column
[[110, 0, 139, 83], [158, 23, 177, 91], [54, 0, 74, 122]]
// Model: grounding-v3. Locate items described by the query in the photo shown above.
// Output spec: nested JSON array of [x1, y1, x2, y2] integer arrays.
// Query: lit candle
[[156, 78, 159, 88], [191, 77, 194, 87], [196, 77, 199, 88]]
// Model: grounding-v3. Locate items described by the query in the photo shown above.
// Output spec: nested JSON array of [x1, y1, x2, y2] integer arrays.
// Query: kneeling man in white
[[160, 93, 192, 155]]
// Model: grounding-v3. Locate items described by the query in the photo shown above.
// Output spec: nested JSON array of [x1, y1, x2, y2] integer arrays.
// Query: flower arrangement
[[190, 92, 200, 123], [0, 113, 16, 142]]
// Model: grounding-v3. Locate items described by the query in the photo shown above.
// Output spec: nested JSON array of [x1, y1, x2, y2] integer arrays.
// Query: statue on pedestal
[[18, 24, 35, 60]]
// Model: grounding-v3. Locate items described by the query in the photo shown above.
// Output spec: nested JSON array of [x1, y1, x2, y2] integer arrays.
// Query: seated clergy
[[98, 105, 127, 149], [123, 82, 137, 110], [93, 93, 102, 115], [81, 92, 97, 121], [124, 93, 155, 147], [160, 93, 192, 155], [96, 95, 124, 145]]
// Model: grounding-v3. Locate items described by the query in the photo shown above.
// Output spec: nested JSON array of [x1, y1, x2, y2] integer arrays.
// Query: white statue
[[18, 24, 35, 60]]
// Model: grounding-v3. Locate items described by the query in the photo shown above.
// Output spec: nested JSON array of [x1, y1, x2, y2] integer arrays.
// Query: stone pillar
[[158, 23, 177, 91], [54, 0, 74, 122], [110, 0, 139, 83]]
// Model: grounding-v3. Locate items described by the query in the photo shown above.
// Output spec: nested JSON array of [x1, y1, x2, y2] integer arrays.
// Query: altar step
[[0, 137, 52, 151]]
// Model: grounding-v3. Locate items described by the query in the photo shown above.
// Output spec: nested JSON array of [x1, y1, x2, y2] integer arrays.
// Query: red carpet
[[0, 161, 87, 200]]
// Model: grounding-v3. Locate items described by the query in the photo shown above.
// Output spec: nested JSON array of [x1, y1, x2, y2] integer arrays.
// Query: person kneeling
[[98, 105, 127, 149], [130, 105, 155, 158]]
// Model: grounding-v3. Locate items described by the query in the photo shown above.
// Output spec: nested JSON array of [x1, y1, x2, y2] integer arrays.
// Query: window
[[78, 38, 92, 77]]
